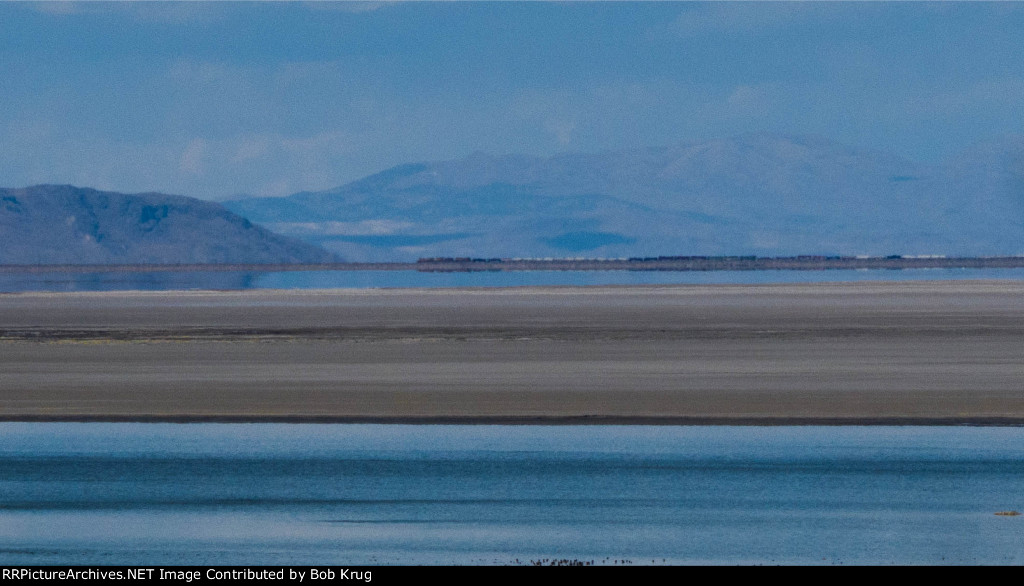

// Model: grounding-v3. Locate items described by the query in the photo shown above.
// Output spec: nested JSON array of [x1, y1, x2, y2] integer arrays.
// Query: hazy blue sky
[[2, 1, 1023, 200]]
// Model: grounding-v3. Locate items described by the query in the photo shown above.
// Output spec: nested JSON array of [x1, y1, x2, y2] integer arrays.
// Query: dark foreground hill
[[0, 185, 338, 265], [225, 133, 1024, 261]]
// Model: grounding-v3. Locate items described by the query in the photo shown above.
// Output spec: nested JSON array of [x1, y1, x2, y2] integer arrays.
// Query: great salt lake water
[[4, 268, 1024, 293], [1, 424, 1022, 565]]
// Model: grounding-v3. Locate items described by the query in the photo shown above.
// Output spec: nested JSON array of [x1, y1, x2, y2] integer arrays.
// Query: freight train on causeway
[[412, 255, 1024, 272]]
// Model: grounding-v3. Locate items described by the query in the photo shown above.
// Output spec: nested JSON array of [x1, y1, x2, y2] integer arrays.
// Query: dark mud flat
[[2, 281, 1024, 424]]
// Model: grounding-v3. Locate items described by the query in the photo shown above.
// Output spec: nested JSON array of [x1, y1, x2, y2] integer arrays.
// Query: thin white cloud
[[301, 1, 394, 14], [279, 130, 350, 156], [179, 139, 207, 176], [892, 78, 1024, 120], [30, 1, 227, 24], [167, 60, 238, 84], [268, 220, 416, 236], [671, 2, 838, 37], [231, 136, 273, 164], [724, 84, 774, 118], [544, 119, 576, 147], [30, 2, 80, 16], [129, 2, 227, 25]]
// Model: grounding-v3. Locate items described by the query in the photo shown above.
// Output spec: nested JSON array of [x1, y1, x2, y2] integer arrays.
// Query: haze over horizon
[[3, 2, 1024, 201]]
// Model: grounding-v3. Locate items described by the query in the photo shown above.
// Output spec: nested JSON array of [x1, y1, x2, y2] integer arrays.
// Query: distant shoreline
[[4, 255, 1024, 273]]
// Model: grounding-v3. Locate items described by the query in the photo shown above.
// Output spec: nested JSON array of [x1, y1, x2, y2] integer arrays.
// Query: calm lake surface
[[1, 424, 1022, 565], [4, 268, 1024, 292]]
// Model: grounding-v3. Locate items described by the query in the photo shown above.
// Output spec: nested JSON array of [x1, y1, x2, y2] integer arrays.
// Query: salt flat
[[2, 281, 1024, 424]]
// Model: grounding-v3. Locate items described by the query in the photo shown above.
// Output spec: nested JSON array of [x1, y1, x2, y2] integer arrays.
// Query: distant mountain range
[[5, 134, 1024, 265], [225, 133, 1024, 262], [0, 185, 337, 265]]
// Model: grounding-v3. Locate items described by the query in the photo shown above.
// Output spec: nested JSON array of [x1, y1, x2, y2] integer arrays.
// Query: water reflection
[[2, 268, 1024, 293]]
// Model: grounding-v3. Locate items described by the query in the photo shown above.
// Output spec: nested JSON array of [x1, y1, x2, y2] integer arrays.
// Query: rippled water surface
[[1, 424, 1022, 565]]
